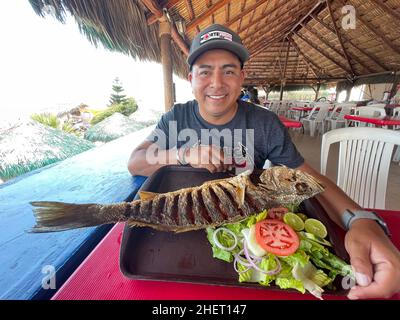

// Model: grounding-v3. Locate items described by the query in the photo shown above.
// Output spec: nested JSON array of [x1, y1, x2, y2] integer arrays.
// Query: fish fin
[[138, 191, 159, 200], [235, 185, 246, 207], [29, 201, 118, 233]]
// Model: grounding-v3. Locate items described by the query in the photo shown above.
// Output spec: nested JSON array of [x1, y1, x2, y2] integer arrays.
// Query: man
[[128, 24, 400, 299]]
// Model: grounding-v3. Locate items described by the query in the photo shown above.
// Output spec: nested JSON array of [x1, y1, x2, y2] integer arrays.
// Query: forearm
[[128, 148, 179, 177], [297, 163, 362, 228]]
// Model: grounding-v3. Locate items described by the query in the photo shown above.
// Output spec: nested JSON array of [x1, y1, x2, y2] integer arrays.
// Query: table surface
[[53, 209, 400, 300], [278, 116, 302, 128], [0, 126, 153, 299], [344, 114, 400, 126]]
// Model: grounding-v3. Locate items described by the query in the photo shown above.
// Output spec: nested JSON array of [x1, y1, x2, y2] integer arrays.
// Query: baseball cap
[[187, 24, 250, 68]]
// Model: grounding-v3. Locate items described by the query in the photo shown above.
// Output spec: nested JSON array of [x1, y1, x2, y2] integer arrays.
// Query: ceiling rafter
[[300, 21, 373, 73], [245, 2, 315, 52], [337, 0, 400, 56], [310, 13, 388, 70], [186, 0, 231, 32], [290, 37, 324, 78], [326, 0, 355, 76], [146, 0, 181, 25], [294, 31, 352, 75]]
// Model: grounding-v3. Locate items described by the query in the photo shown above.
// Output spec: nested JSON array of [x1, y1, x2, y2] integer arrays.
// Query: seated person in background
[[128, 23, 400, 300]]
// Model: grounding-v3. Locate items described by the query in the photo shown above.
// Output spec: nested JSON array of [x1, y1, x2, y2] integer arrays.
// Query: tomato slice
[[255, 219, 300, 256], [268, 207, 288, 220]]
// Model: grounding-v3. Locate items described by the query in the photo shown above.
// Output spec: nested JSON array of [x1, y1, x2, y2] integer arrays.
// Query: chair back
[[307, 103, 331, 121], [356, 106, 386, 117], [366, 103, 386, 108], [321, 127, 400, 209]]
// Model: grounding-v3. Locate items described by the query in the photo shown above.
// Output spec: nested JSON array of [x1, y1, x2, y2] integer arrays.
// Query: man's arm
[[127, 140, 180, 177], [128, 140, 232, 177], [295, 162, 362, 227], [296, 161, 400, 300]]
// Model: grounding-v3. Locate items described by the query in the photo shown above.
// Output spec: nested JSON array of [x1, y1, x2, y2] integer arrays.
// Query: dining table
[[278, 116, 302, 128], [52, 209, 400, 300], [344, 114, 400, 128]]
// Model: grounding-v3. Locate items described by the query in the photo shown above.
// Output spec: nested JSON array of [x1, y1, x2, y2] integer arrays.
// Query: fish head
[[258, 166, 325, 197]]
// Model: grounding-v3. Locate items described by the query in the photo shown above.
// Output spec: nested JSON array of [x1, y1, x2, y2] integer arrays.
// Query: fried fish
[[30, 166, 324, 233]]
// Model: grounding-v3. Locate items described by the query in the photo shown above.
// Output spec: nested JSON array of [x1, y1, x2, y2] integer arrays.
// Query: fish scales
[[30, 167, 325, 233]]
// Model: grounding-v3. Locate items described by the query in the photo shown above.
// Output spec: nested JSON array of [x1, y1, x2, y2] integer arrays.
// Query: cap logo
[[200, 30, 233, 44]]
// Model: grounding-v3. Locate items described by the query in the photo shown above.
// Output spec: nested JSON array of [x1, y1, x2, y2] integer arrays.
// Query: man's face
[[188, 49, 245, 119]]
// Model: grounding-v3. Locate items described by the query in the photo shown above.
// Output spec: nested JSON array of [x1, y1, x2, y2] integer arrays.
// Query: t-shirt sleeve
[[266, 115, 304, 168], [145, 108, 175, 149]]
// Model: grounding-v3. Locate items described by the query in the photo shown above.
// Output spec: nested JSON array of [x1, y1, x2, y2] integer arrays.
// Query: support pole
[[279, 81, 285, 101], [315, 82, 321, 101], [159, 19, 174, 111]]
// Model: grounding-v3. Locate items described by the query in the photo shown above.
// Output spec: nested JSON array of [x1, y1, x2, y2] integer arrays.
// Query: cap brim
[[187, 40, 250, 67]]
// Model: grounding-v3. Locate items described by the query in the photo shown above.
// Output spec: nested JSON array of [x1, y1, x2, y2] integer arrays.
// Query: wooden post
[[315, 83, 321, 101], [279, 81, 285, 101], [159, 19, 174, 111]]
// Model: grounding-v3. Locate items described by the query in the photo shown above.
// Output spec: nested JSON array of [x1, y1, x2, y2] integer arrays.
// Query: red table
[[278, 116, 302, 128], [344, 115, 400, 127], [53, 210, 400, 300]]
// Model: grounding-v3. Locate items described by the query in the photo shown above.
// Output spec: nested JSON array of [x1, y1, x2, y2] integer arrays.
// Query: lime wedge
[[283, 212, 305, 231], [296, 213, 308, 221], [299, 231, 332, 247], [304, 218, 328, 238]]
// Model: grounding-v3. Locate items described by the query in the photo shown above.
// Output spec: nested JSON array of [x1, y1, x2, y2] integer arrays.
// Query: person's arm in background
[[297, 162, 400, 300]]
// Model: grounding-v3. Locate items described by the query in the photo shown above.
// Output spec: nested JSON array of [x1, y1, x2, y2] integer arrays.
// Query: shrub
[[31, 113, 60, 129], [91, 98, 138, 125]]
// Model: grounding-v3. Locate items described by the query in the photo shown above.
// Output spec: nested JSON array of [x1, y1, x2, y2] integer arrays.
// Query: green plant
[[91, 98, 138, 125], [31, 113, 60, 129]]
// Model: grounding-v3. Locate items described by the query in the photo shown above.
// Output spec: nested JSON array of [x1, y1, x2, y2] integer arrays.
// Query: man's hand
[[185, 144, 232, 173], [345, 219, 400, 299]]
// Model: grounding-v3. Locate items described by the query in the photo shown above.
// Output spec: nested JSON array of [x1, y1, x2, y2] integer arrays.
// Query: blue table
[[0, 126, 154, 299]]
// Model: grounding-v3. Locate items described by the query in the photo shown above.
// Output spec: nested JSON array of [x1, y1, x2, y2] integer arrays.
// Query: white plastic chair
[[301, 103, 330, 136], [366, 103, 386, 108], [325, 103, 354, 131], [349, 106, 387, 127], [321, 127, 400, 209]]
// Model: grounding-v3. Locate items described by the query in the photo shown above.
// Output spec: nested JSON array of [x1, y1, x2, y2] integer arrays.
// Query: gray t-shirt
[[147, 100, 304, 169]]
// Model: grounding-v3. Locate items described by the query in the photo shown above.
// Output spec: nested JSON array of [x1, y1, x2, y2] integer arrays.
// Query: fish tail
[[29, 201, 131, 233]]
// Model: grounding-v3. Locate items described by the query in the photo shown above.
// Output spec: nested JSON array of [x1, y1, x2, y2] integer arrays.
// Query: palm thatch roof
[[84, 112, 146, 142], [29, 0, 400, 87], [0, 121, 94, 181]]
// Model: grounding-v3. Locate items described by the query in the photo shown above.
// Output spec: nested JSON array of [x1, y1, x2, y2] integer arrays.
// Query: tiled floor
[[289, 130, 400, 211]]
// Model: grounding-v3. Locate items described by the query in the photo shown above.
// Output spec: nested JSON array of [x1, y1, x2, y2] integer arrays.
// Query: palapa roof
[[84, 112, 147, 142], [0, 121, 94, 181], [29, 0, 400, 86]]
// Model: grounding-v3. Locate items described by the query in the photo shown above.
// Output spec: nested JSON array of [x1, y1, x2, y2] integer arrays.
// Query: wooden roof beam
[[184, 0, 195, 20], [186, 0, 231, 32], [237, 0, 285, 35], [284, 0, 326, 38], [226, 0, 270, 28], [141, 0, 189, 56], [326, 0, 355, 76], [294, 31, 353, 75], [310, 13, 388, 70], [368, 0, 400, 21], [283, 40, 291, 80], [242, 0, 307, 43], [225, 2, 230, 23], [290, 37, 324, 78], [147, 0, 181, 25], [300, 22, 373, 75], [337, 0, 400, 56]]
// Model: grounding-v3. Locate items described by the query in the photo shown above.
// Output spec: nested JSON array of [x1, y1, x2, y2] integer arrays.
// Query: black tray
[[119, 165, 349, 295]]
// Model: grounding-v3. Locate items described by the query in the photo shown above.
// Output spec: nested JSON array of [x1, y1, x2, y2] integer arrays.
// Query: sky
[[0, 0, 193, 122]]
